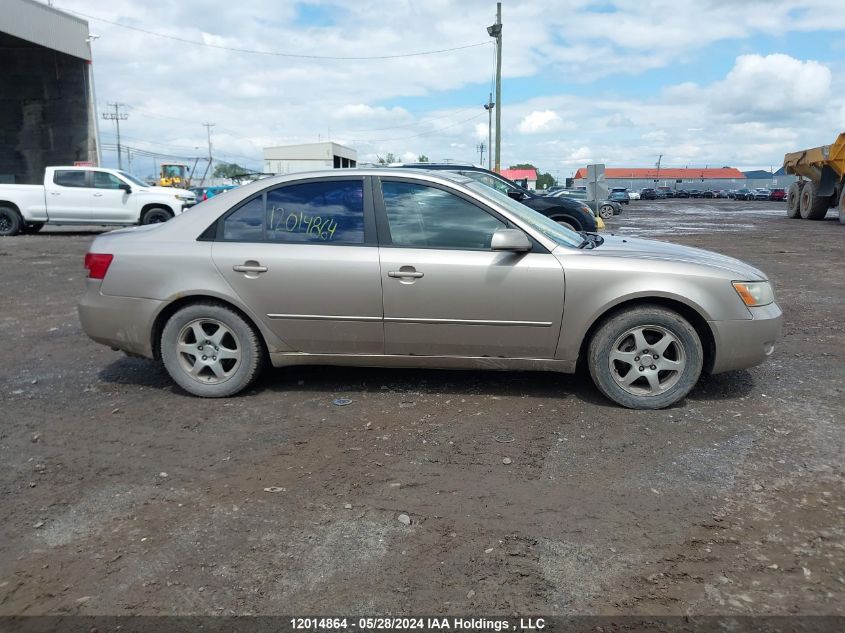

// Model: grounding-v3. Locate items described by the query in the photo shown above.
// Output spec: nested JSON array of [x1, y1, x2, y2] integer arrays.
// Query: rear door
[[211, 177, 384, 355], [375, 177, 565, 358], [47, 169, 93, 222]]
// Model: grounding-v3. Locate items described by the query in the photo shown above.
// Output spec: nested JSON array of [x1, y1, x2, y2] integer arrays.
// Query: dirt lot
[[0, 199, 843, 616]]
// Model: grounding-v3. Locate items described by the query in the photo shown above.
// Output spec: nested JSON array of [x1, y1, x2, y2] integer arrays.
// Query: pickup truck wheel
[[799, 180, 830, 220], [161, 302, 265, 398], [588, 305, 703, 410], [21, 222, 45, 234], [0, 207, 22, 236], [142, 207, 174, 224]]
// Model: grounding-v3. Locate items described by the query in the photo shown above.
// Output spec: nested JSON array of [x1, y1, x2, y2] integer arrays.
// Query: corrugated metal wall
[[0, 0, 91, 61]]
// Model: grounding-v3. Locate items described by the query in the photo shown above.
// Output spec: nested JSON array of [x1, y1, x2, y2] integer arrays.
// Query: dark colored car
[[734, 188, 753, 201], [548, 189, 623, 219], [392, 163, 597, 232], [640, 188, 658, 200], [688, 190, 702, 198], [674, 190, 690, 199], [753, 189, 771, 200], [657, 187, 673, 198], [702, 191, 714, 198], [608, 189, 630, 204], [769, 188, 786, 201]]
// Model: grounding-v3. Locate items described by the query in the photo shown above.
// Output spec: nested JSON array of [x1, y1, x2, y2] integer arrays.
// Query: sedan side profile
[[79, 169, 782, 409]]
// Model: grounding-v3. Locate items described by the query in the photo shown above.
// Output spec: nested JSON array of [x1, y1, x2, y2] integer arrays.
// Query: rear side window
[[53, 170, 87, 188], [266, 181, 364, 244], [220, 180, 365, 244]]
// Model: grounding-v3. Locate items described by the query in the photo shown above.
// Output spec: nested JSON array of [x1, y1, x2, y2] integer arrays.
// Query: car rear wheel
[[0, 206, 22, 236], [599, 205, 615, 219], [587, 305, 703, 409], [161, 302, 264, 397], [799, 180, 830, 220], [142, 207, 174, 224]]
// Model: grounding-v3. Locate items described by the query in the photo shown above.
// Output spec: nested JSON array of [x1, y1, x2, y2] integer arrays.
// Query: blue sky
[[64, 0, 845, 177]]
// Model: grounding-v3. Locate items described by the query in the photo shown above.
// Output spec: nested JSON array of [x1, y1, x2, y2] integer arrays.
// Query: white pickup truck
[[0, 166, 197, 236]]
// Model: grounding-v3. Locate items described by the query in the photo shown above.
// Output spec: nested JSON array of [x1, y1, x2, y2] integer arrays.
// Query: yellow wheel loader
[[783, 133, 845, 223]]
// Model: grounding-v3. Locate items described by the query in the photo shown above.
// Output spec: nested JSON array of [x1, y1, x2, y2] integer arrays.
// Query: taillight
[[84, 253, 114, 279]]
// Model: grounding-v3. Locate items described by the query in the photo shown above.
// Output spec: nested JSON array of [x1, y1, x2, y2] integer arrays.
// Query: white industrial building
[[263, 142, 357, 175]]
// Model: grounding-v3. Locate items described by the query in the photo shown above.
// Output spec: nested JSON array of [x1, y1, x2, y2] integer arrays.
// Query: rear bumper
[[709, 302, 783, 374], [78, 280, 162, 358]]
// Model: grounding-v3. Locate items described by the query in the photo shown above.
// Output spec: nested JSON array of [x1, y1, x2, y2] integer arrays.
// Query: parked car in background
[[702, 191, 714, 199], [628, 190, 641, 200], [608, 189, 630, 205], [657, 186, 672, 198], [392, 163, 598, 232], [753, 188, 771, 200], [640, 188, 658, 200], [0, 166, 196, 236], [687, 190, 702, 198], [190, 185, 237, 202], [674, 190, 690, 199], [548, 189, 622, 219], [713, 190, 729, 199], [734, 188, 754, 200], [78, 168, 782, 410], [769, 188, 786, 201]]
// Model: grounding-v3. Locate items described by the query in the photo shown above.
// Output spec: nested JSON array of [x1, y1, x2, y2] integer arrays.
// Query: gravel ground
[[0, 199, 843, 616]]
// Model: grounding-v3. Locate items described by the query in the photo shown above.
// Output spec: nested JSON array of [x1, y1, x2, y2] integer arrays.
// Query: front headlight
[[732, 281, 774, 307], [175, 193, 194, 201]]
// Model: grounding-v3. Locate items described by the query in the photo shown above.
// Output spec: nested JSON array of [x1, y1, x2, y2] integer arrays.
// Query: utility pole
[[102, 103, 128, 169], [199, 123, 215, 186], [476, 142, 486, 165], [487, 3, 502, 173], [655, 153, 663, 183], [483, 92, 494, 170]]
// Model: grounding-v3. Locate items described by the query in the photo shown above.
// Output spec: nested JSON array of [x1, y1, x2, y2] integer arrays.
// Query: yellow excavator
[[783, 133, 845, 223]]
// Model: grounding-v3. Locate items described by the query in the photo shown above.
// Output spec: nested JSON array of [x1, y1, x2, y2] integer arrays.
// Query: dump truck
[[783, 133, 845, 223]]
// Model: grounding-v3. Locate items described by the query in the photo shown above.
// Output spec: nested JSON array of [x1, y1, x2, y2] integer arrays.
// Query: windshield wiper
[[577, 231, 604, 249]]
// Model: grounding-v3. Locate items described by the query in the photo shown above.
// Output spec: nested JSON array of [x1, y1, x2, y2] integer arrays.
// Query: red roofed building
[[572, 166, 746, 193], [499, 168, 537, 190]]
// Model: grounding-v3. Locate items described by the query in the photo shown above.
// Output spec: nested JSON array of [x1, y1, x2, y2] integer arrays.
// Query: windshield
[[466, 182, 582, 248], [116, 171, 149, 187]]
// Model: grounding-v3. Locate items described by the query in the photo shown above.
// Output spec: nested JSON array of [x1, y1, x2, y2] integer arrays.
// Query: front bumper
[[709, 302, 783, 373], [78, 280, 162, 358]]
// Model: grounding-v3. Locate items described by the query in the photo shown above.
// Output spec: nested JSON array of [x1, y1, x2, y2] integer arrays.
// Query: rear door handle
[[93, 193, 103, 197], [50, 192, 60, 196], [233, 263, 268, 273], [388, 270, 424, 279]]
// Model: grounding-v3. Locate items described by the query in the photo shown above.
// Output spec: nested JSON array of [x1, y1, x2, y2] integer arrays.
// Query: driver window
[[92, 171, 124, 189], [381, 181, 505, 250]]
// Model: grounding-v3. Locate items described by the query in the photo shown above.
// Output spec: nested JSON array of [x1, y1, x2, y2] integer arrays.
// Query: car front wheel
[[587, 305, 703, 409], [599, 204, 615, 219], [161, 302, 264, 397]]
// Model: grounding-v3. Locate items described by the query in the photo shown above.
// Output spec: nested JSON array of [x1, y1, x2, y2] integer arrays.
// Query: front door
[[376, 178, 565, 358], [211, 177, 384, 355], [90, 170, 135, 223]]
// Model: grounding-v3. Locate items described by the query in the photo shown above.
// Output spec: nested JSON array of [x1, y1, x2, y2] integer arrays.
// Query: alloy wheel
[[176, 318, 242, 384], [608, 324, 686, 396]]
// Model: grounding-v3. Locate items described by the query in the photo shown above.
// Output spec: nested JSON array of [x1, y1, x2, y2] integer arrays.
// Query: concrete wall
[[0, 32, 95, 184]]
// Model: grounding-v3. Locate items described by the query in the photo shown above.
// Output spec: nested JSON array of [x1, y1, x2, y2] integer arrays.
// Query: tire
[[599, 205, 615, 220], [21, 222, 45, 234], [160, 302, 265, 397], [587, 305, 703, 410], [786, 182, 802, 218], [551, 216, 579, 231], [142, 207, 174, 225], [0, 206, 22, 236], [799, 180, 830, 220], [839, 187, 845, 225]]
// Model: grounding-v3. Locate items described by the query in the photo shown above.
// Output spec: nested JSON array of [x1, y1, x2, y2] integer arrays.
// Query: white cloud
[[517, 110, 572, 134]]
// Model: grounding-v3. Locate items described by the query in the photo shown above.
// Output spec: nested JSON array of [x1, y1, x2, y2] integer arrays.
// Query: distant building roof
[[742, 170, 773, 179], [573, 167, 746, 180], [500, 168, 537, 181]]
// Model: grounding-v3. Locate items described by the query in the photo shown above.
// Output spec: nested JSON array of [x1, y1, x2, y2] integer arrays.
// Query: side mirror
[[507, 189, 525, 201], [491, 228, 531, 252], [119, 183, 132, 194]]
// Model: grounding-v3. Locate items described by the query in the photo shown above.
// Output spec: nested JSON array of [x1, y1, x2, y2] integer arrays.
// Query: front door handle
[[388, 270, 424, 279], [233, 263, 268, 273], [93, 193, 103, 197]]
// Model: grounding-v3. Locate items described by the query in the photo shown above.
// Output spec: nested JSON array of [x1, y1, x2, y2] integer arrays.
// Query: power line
[[60, 7, 492, 61], [101, 102, 128, 169], [348, 111, 486, 143]]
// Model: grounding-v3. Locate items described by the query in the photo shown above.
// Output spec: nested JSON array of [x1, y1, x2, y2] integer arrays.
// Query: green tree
[[417, 154, 429, 163], [213, 162, 248, 180], [508, 163, 556, 190], [377, 153, 399, 164]]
